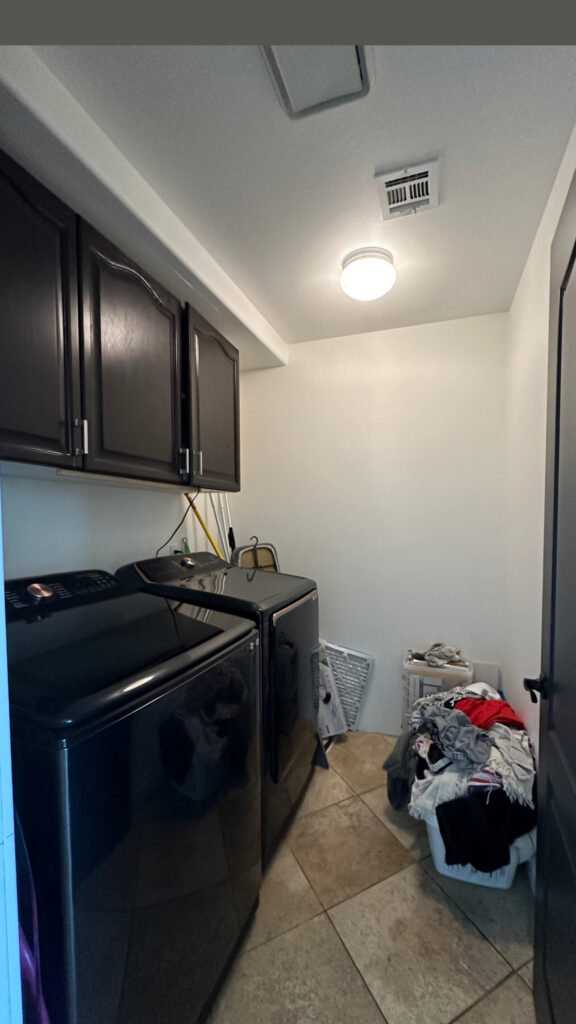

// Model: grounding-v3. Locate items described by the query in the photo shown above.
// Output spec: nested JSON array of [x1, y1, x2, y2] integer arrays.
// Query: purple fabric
[[16, 811, 51, 1024], [19, 925, 50, 1024]]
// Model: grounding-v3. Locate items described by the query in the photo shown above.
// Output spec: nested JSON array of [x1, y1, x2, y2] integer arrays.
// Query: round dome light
[[339, 247, 397, 301]]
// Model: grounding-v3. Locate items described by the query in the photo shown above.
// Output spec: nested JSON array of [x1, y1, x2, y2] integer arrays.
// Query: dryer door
[[267, 590, 319, 859]]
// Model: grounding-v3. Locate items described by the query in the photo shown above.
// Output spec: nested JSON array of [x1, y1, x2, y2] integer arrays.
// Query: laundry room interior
[[1, 44, 576, 1024]]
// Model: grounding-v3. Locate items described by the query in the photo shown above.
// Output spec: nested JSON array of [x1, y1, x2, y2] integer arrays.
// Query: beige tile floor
[[210, 731, 536, 1024]]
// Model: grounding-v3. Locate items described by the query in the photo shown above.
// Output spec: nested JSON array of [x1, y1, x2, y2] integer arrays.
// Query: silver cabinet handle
[[74, 418, 89, 456], [193, 450, 204, 476], [179, 447, 190, 476], [97, 252, 165, 308]]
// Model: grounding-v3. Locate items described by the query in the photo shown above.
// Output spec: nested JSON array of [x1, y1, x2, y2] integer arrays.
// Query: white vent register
[[376, 160, 439, 219]]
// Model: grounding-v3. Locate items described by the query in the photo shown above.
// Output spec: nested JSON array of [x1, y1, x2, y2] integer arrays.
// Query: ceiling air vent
[[376, 160, 439, 220]]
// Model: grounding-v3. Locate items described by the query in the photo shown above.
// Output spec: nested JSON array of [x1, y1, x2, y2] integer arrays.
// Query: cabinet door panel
[[81, 225, 182, 483], [186, 308, 240, 492], [0, 150, 80, 467]]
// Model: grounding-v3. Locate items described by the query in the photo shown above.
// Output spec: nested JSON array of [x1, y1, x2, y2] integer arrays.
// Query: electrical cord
[[155, 489, 199, 557]]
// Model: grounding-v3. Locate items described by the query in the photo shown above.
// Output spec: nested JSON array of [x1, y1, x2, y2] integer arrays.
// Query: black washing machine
[[116, 553, 321, 865], [5, 568, 261, 1024]]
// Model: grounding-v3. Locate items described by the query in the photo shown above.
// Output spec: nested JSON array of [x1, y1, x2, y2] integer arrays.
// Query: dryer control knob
[[26, 582, 55, 602]]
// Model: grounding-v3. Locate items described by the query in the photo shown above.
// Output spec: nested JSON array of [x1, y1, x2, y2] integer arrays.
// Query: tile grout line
[[322, 910, 391, 1024], [327, 740, 391, 796], [445, 970, 527, 1024], [332, 773, 390, 798], [295, 790, 357, 821], [356, 789, 417, 839], [287, 805, 419, 914], [515, 968, 534, 993], [219, 907, 392, 1023], [321, 855, 533, 1020], [324, 859, 419, 913], [357, 797, 431, 862], [288, 758, 420, 912], [209, 912, 338, 1023], [239, 848, 323, 955], [323, 856, 530, 1020], [359, 780, 390, 797], [419, 859, 535, 974], [296, 786, 401, 838], [325, 759, 359, 793], [284, 831, 331, 909], [295, 760, 411, 845], [239, 909, 327, 958]]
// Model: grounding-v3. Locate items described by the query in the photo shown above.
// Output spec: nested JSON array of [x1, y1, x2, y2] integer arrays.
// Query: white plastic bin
[[426, 820, 519, 889], [401, 656, 473, 730]]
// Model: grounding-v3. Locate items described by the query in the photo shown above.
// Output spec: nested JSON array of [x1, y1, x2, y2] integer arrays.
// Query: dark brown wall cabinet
[[81, 224, 182, 484], [0, 150, 82, 468], [184, 306, 241, 492], [0, 149, 241, 491]]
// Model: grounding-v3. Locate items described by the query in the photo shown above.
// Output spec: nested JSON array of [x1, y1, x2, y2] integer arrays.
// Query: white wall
[[0, 465, 219, 580], [502, 118, 576, 745], [233, 313, 508, 734]]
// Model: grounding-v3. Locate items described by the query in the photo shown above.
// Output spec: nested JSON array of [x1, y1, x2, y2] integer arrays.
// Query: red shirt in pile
[[453, 697, 525, 731]]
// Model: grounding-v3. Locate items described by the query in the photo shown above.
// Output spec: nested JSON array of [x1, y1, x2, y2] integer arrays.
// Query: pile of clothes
[[384, 682, 537, 874]]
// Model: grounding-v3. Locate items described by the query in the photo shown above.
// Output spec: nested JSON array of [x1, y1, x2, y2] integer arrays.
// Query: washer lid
[[6, 583, 254, 731], [117, 555, 316, 616]]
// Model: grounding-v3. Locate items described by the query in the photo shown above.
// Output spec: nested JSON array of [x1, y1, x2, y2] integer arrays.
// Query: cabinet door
[[0, 149, 81, 467], [185, 307, 240, 492], [81, 223, 183, 483]]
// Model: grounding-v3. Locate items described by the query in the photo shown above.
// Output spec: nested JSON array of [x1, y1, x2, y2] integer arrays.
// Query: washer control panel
[[5, 570, 121, 620]]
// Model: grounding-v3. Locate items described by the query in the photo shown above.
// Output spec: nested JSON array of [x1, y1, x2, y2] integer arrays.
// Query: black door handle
[[523, 673, 548, 703]]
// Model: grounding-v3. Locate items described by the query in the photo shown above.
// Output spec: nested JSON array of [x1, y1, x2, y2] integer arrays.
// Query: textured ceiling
[[31, 45, 576, 343]]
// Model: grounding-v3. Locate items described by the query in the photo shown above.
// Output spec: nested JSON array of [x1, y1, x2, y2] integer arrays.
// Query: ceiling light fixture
[[339, 247, 397, 301]]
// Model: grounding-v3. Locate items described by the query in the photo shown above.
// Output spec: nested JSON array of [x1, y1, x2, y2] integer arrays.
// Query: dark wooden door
[[184, 306, 240, 492], [0, 149, 81, 467], [81, 222, 183, 483], [534, 169, 576, 1024]]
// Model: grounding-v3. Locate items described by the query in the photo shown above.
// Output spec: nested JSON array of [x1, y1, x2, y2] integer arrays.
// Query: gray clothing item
[[488, 723, 535, 807], [409, 687, 485, 724], [383, 731, 418, 810], [414, 706, 493, 772], [409, 643, 463, 667]]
